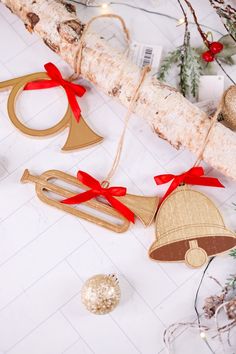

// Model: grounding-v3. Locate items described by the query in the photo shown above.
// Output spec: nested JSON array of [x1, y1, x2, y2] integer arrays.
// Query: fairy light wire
[[69, 0, 223, 35], [194, 256, 215, 353], [164, 257, 217, 353], [72, 0, 236, 85]]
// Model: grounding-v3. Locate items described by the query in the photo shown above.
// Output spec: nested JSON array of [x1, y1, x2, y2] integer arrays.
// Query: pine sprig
[[228, 245, 236, 289], [226, 19, 236, 41], [230, 248, 236, 259], [157, 32, 202, 98], [157, 1, 203, 98], [179, 50, 188, 97], [187, 45, 202, 97], [157, 49, 181, 82], [226, 274, 236, 292], [179, 31, 190, 97], [209, 0, 236, 42], [158, 1, 236, 96]]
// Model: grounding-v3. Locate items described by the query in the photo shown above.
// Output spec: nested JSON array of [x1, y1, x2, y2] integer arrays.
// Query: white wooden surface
[[0, 1, 236, 353]]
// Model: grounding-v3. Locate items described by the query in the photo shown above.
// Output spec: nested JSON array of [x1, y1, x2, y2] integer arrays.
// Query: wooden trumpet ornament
[[0, 64, 103, 151], [21, 169, 159, 233]]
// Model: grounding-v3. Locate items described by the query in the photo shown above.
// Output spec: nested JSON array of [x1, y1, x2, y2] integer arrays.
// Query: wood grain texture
[[149, 185, 236, 268], [1, 0, 236, 179], [21, 169, 158, 232], [0, 72, 103, 150]]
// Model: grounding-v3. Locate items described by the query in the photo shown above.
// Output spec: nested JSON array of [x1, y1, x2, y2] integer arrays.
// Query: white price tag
[[198, 75, 225, 102], [194, 99, 217, 115], [129, 40, 162, 71]]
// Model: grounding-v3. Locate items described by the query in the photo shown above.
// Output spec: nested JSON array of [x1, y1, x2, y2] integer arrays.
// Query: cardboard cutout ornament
[[149, 185, 236, 268], [0, 63, 103, 151], [21, 169, 159, 233]]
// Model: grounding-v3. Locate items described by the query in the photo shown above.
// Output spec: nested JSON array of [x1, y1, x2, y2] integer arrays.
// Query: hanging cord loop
[[71, 13, 130, 80], [103, 65, 151, 186], [194, 95, 225, 167], [69, 12, 150, 187]]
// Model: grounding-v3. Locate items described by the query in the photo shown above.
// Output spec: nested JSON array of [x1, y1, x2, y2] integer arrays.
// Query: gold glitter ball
[[222, 85, 236, 131], [81, 274, 121, 315]]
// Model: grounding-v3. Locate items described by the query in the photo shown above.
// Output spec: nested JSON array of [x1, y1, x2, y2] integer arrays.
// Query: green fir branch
[[187, 46, 202, 97], [157, 32, 202, 98], [226, 274, 236, 291], [230, 248, 236, 259], [179, 47, 189, 97], [223, 250, 236, 293], [226, 19, 236, 41], [226, 205, 236, 291], [157, 49, 181, 82]]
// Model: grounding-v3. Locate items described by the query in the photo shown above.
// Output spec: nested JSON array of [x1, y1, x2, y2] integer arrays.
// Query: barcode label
[[129, 41, 162, 72], [142, 47, 154, 67]]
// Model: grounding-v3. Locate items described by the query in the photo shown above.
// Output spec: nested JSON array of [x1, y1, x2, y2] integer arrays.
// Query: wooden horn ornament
[[0, 73, 103, 151], [21, 169, 159, 233]]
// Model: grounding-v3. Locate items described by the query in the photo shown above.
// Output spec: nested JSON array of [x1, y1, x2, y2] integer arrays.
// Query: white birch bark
[[1, 0, 236, 180]]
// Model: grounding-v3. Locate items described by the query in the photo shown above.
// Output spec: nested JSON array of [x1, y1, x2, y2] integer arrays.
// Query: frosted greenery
[[157, 32, 202, 98]]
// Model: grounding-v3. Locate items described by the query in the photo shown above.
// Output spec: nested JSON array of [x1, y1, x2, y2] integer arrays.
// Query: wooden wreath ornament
[[0, 63, 103, 151], [150, 169, 236, 268], [21, 169, 159, 233]]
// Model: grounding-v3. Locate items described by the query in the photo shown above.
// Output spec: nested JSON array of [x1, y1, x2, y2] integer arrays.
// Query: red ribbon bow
[[61, 171, 135, 223], [154, 166, 224, 203], [24, 62, 86, 122]]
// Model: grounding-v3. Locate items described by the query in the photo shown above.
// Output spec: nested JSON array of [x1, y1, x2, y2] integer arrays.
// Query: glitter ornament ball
[[222, 85, 236, 131], [81, 274, 121, 315]]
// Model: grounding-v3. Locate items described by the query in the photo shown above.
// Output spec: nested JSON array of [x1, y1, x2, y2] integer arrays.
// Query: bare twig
[[208, 0, 236, 42], [183, 0, 235, 84], [183, 0, 210, 47]]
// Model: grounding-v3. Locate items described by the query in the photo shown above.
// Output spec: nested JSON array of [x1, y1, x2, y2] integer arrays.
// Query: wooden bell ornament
[[0, 73, 103, 151], [21, 169, 159, 233], [149, 185, 236, 268]]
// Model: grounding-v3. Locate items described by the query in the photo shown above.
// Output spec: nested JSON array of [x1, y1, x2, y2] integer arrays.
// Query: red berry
[[209, 41, 224, 54], [202, 50, 215, 62]]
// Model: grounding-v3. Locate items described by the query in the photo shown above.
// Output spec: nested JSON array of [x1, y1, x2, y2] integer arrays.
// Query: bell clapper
[[185, 240, 208, 268]]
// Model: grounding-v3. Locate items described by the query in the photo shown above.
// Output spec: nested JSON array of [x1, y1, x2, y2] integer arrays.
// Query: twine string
[[69, 12, 149, 186], [71, 13, 130, 80], [103, 65, 151, 185], [69, 13, 226, 185], [193, 94, 226, 167]]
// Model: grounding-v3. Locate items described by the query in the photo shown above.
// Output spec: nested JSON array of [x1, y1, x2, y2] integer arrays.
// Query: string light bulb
[[200, 331, 206, 339], [101, 2, 109, 8], [177, 18, 185, 26]]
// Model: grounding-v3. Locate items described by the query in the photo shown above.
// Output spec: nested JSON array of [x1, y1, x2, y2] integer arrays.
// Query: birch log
[[1, 0, 236, 180]]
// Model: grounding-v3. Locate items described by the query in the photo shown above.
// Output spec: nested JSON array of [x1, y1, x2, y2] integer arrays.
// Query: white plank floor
[[0, 1, 236, 353]]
